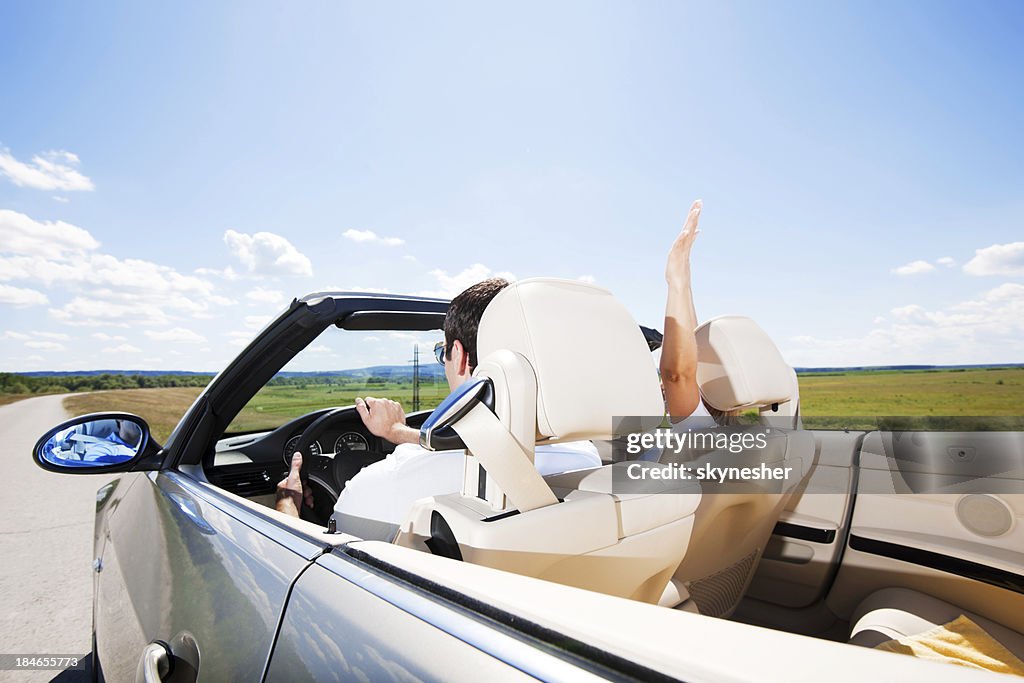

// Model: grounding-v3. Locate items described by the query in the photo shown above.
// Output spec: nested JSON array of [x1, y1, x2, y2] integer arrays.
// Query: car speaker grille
[[688, 548, 759, 618]]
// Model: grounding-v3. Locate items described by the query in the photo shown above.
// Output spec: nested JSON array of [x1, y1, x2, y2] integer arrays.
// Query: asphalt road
[[0, 395, 114, 682]]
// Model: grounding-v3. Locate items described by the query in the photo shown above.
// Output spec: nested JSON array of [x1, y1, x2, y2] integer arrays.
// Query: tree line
[[0, 373, 214, 396], [0, 372, 442, 396]]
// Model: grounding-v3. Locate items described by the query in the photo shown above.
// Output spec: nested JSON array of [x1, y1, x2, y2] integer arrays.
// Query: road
[[0, 395, 113, 682]]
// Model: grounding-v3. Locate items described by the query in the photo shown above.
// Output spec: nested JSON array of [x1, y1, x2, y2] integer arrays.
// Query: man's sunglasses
[[433, 340, 446, 366]]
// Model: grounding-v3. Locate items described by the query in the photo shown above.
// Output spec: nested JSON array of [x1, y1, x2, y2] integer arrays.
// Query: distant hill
[[15, 362, 1022, 379], [794, 363, 1024, 373], [17, 370, 214, 377], [16, 364, 448, 380]]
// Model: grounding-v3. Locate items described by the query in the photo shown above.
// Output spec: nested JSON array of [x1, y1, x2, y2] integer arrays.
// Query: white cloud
[[963, 241, 1024, 277], [224, 229, 313, 277], [1, 331, 30, 340], [245, 287, 285, 305], [0, 283, 48, 307], [102, 343, 141, 354], [307, 345, 332, 353], [891, 260, 935, 276], [936, 256, 956, 267], [420, 264, 516, 299], [91, 332, 126, 342], [195, 266, 239, 281], [787, 282, 1024, 366], [342, 229, 405, 247], [25, 340, 65, 351], [577, 274, 596, 284], [0, 148, 95, 191], [52, 196, 69, 204], [0, 210, 230, 325], [321, 285, 392, 294], [889, 304, 925, 320], [0, 209, 99, 254], [0, 209, 233, 325], [144, 327, 206, 343], [35, 332, 69, 341], [244, 315, 272, 330]]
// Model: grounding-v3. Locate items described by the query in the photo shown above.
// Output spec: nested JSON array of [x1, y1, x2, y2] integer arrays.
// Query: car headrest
[[476, 278, 664, 441], [695, 315, 794, 412]]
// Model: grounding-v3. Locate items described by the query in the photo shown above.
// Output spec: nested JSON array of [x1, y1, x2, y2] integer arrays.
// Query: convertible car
[[33, 278, 1024, 682]]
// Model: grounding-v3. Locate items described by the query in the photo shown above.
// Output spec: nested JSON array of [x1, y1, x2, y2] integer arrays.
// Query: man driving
[[275, 278, 602, 536]]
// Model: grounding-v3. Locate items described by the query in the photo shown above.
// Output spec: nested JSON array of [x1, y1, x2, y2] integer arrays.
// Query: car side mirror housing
[[419, 377, 495, 451], [33, 413, 163, 474]]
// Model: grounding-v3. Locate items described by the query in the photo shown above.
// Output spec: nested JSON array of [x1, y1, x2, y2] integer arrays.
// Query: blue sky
[[1, 0, 1022, 372]]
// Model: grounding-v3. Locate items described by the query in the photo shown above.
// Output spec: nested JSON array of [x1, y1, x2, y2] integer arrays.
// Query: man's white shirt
[[333, 440, 601, 527]]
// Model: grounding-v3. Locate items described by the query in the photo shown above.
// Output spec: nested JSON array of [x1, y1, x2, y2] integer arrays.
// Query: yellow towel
[[876, 614, 1024, 677]]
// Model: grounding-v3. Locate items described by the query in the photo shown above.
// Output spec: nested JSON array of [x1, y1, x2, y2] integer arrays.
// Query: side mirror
[[33, 413, 161, 474], [419, 377, 494, 451]]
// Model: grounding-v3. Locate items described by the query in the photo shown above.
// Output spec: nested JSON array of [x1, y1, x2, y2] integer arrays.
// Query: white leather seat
[[395, 278, 702, 604], [659, 315, 815, 617], [850, 587, 1024, 661]]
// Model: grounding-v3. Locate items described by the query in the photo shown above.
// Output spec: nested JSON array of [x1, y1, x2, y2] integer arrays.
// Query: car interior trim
[[773, 521, 837, 545], [849, 534, 1024, 595]]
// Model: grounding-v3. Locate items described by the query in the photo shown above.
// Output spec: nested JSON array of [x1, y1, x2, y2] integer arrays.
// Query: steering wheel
[[290, 407, 383, 522], [291, 408, 349, 481]]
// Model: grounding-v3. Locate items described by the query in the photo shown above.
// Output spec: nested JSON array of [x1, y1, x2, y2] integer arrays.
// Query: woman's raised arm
[[661, 199, 703, 420]]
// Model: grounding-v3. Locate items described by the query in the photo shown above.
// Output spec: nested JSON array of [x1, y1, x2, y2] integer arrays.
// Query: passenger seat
[[660, 315, 815, 617], [850, 587, 1024, 662]]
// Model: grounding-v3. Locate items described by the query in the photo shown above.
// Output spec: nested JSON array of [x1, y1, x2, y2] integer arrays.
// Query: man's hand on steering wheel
[[275, 452, 314, 518], [354, 397, 419, 445]]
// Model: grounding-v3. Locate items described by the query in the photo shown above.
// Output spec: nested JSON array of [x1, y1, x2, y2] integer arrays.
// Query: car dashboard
[[206, 407, 433, 504]]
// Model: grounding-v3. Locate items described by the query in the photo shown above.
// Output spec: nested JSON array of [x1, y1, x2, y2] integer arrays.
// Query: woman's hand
[[665, 199, 702, 283]]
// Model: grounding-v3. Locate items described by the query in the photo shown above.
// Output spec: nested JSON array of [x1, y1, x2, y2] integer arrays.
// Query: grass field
[[796, 367, 1024, 429], [61, 381, 451, 443], [0, 393, 32, 407], [53, 367, 1024, 442]]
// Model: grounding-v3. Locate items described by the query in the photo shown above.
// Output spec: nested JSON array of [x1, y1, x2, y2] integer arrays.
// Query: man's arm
[[661, 199, 703, 421], [355, 397, 419, 444]]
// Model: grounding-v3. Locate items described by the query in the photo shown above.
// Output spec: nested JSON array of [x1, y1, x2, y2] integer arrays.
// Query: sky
[[1, 0, 1022, 372]]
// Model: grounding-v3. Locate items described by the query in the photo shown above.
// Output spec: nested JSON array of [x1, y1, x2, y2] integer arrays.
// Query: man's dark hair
[[444, 278, 510, 369]]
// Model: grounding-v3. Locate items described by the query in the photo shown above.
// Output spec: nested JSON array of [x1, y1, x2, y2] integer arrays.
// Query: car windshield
[[226, 328, 447, 434]]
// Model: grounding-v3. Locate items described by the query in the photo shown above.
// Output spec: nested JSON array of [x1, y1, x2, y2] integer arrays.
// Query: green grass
[[0, 393, 30, 407], [797, 367, 1023, 414], [65, 387, 206, 442], [226, 381, 450, 433], [62, 382, 449, 442], [57, 367, 1024, 440]]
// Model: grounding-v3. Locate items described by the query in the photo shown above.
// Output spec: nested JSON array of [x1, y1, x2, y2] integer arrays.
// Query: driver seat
[[394, 278, 702, 604]]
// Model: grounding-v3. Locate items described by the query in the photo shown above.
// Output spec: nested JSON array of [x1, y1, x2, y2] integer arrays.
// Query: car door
[[94, 468, 327, 681], [745, 429, 864, 608], [264, 551, 553, 682], [825, 428, 1024, 632]]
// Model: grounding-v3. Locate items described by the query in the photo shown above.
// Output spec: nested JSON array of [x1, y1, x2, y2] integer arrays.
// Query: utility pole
[[412, 343, 420, 412]]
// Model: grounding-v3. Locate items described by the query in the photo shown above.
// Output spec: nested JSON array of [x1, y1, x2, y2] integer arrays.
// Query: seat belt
[[452, 402, 559, 513]]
